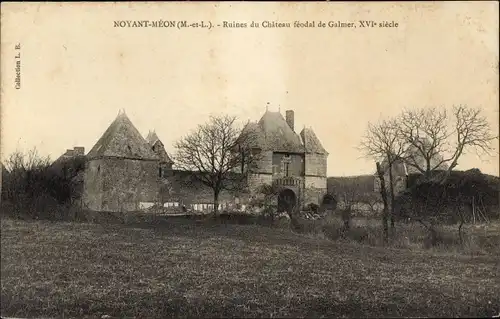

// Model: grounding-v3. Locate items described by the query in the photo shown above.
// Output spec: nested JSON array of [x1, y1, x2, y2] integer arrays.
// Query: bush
[[422, 227, 460, 249], [1, 149, 85, 221], [306, 203, 319, 214], [395, 169, 500, 225], [285, 213, 499, 254], [339, 209, 352, 230], [321, 193, 338, 211]]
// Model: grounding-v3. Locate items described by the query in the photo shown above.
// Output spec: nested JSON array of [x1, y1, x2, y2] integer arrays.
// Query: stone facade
[[82, 108, 329, 213], [82, 111, 161, 212], [373, 160, 408, 197], [373, 146, 449, 196], [83, 157, 160, 212], [243, 109, 329, 210]]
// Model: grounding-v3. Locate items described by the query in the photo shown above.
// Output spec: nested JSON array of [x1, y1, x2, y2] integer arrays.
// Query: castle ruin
[[81, 108, 329, 213]]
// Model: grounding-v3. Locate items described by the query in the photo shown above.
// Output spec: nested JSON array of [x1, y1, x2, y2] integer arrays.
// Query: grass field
[[1, 216, 499, 318]]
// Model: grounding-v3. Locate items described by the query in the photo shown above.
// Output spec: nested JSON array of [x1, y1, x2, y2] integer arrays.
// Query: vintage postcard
[[1, 2, 499, 318]]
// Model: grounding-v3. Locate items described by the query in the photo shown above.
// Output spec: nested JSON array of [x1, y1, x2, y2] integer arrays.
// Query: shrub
[[306, 203, 319, 214], [395, 169, 500, 225], [1, 149, 85, 221], [321, 193, 338, 211], [339, 209, 352, 230]]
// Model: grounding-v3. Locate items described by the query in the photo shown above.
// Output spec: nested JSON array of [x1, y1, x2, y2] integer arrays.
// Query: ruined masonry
[[82, 108, 329, 212]]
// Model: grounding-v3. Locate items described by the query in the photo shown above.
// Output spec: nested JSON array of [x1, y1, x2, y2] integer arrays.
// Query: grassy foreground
[[1, 217, 499, 318]]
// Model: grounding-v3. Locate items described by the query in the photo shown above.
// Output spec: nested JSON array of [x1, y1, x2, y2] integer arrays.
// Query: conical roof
[[87, 111, 159, 160], [152, 141, 174, 164], [239, 122, 265, 149], [300, 127, 328, 155], [146, 130, 174, 164], [146, 130, 160, 145]]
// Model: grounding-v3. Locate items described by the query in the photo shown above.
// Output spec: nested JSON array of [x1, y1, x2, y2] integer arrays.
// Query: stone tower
[[240, 107, 328, 210], [83, 111, 160, 212], [300, 127, 328, 206]]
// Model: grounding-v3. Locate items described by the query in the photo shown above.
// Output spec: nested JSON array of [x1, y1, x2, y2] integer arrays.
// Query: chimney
[[73, 147, 85, 156], [286, 110, 295, 131]]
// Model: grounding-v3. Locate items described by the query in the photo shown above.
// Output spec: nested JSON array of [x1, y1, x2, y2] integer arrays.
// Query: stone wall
[[304, 153, 327, 177], [303, 187, 326, 206], [82, 149, 329, 213], [82, 159, 104, 211], [374, 173, 407, 195], [305, 176, 327, 189], [303, 175, 327, 206], [247, 173, 273, 192], [254, 150, 273, 174], [272, 152, 304, 176], [160, 180, 244, 206], [160, 170, 251, 210], [83, 157, 160, 212]]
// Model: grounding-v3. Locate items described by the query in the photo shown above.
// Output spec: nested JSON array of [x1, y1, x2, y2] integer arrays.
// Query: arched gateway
[[277, 188, 297, 213]]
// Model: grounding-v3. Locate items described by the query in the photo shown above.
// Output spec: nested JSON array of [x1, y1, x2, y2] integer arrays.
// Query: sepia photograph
[[1, 2, 499, 318]]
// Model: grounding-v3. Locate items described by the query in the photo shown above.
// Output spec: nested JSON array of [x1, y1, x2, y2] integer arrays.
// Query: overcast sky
[[1, 2, 498, 176]]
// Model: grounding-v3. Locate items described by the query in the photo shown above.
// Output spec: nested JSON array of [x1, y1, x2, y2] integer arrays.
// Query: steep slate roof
[[328, 175, 375, 196], [146, 130, 173, 164], [300, 128, 328, 155], [146, 130, 160, 145], [153, 143, 173, 164], [240, 122, 265, 149], [153, 140, 174, 164], [245, 110, 305, 153], [87, 112, 159, 160]]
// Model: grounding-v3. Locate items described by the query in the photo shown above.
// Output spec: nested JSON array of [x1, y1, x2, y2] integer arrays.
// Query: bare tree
[[360, 117, 406, 230], [376, 162, 390, 242], [173, 115, 259, 217], [398, 107, 450, 176], [399, 105, 498, 182], [446, 105, 498, 175], [4, 147, 51, 173]]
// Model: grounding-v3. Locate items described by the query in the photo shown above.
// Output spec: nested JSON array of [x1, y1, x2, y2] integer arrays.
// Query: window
[[159, 167, 162, 177], [282, 155, 291, 177], [272, 165, 279, 174]]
